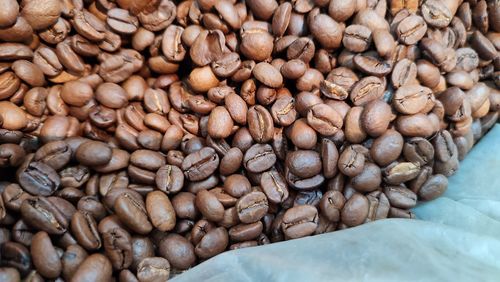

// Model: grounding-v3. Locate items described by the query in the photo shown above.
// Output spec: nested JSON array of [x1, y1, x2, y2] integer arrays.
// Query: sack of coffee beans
[[0, 0, 498, 280]]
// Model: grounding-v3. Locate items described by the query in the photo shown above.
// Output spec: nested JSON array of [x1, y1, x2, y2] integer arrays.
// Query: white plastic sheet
[[173, 125, 500, 282]]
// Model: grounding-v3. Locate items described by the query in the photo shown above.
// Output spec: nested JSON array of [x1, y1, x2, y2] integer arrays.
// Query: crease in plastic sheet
[[172, 125, 500, 282]]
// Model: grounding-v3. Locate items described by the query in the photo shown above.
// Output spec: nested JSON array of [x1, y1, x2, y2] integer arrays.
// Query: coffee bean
[[182, 147, 219, 181], [341, 193, 369, 227], [71, 211, 102, 251], [17, 162, 61, 196], [194, 227, 228, 259], [158, 234, 196, 270], [114, 192, 153, 235], [1, 241, 32, 276], [31, 231, 62, 279], [338, 145, 365, 177], [417, 174, 448, 201], [243, 143, 276, 173], [236, 191, 269, 223], [281, 205, 318, 239], [195, 189, 225, 222], [72, 254, 112, 282], [286, 150, 322, 179], [260, 168, 289, 204], [146, 191, 176, 232]]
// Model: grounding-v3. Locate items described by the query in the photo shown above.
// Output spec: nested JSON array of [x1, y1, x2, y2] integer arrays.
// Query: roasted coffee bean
[[247, 105, 274, 143], [350, 76, 384, 106], [71, 211, 101, 251], [194, 227, 228, 259], [146, 191, 176, 232], [338, 145, 365, 177], [384, 186, 418, 209], [182, 147, 219, 181], [236, 191, 269, 223], [0, 0, 495, 273], [114, 192, 153, 235], [243, 143, 276, 173], [21, 197, 68, 234], [229, 221, 263, 242], [102, 227, 133, 270], [196, 189, 225, 222], [286, 150, 322, 179], [306, 103, 343, 136], [16, 161, 59, 196], [341, 193, 369, 227], [0, 144, 25, 168], [158, 233, 196, 270], [72, 254, 112, 282], [31, 231, 61, 279], [394, 85, 430, 114], [219, 147, 243, 176], [281, 205, 318, 239], [319, 191, 345, 222], [417, 174, 448, 201], [155, 165, 184, 194], [260, 168, 289, 204], [403, 137, 435, 166], [1, 241, 32, 276], [136, 257, 170, 282]]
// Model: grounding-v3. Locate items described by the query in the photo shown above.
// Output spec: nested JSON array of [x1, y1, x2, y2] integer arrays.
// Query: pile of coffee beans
[[0, 0, 499, 280]]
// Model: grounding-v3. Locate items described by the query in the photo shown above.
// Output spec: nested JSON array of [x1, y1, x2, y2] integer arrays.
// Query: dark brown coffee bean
[[182, 147, 219, 181], [195, 189, 224, 222], [71, 211, 101, 251], [229, 221, 263, 242], [260, 168, 289, 204], [417, 174, 448, 201], [350, 76, 384, 106], [107, 8, 139, 35], [243, 143, 276, 173], [393, 84, 431, 115], [306, 103, 343, 136], [1, 241, 32, 276], [321, 139, 339, 178], [31, 231, 61, 279], [361, 100, 392, 137], [351, 163, 382, 192], [384, 186, 418, 209], [155, 165, 184, 194], [343, 25, 372, 53], [286, 150, 322, 179], [158, 234, 196, 270], [319, 190, 345, 222], [146, 191, 176, 232], [281, 205, 318, 239], [338, 145, 365, 178], [17, 162, 60, 197], [72, 254, 112, 282], [341, 193, 369, 227], [114, 192, 153, 235], [371, 129, 404, 167], [194, 227, 228, 259], [236, 191, 268, 223], [0, 144, 25, 168], [102, 227, 133, 270]]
